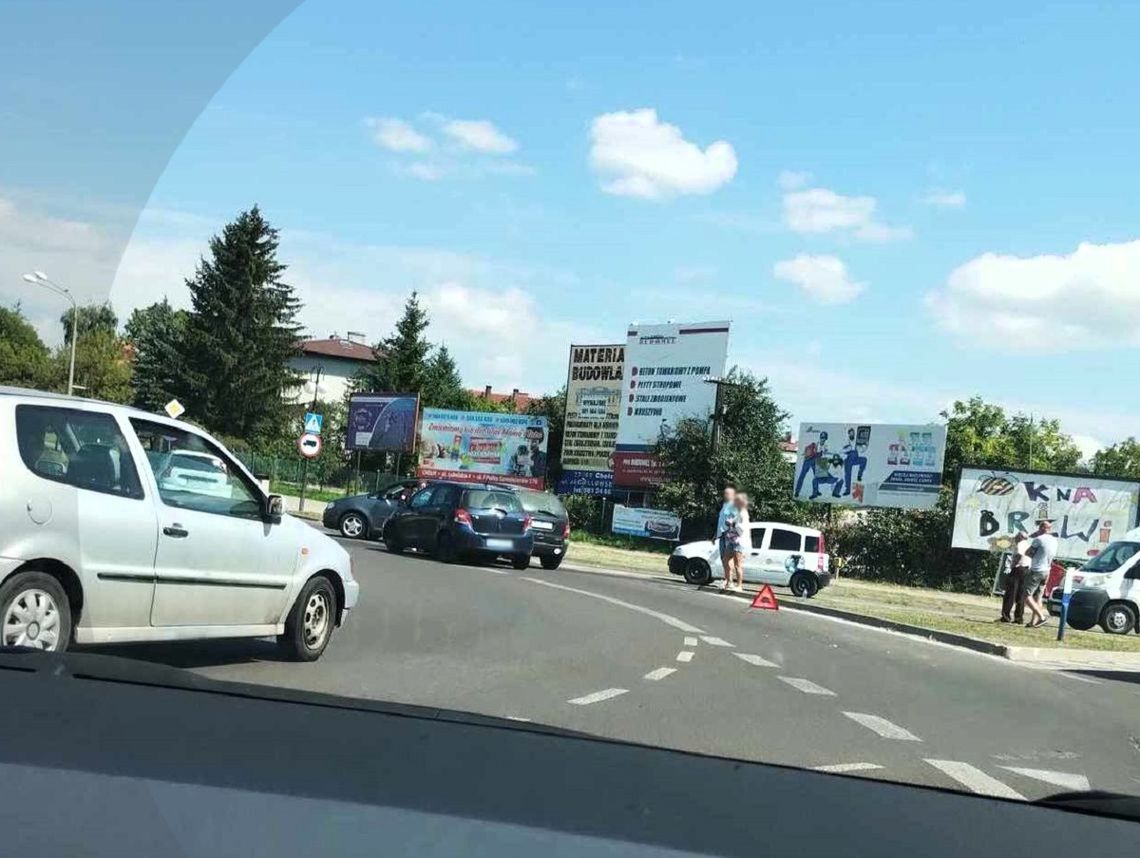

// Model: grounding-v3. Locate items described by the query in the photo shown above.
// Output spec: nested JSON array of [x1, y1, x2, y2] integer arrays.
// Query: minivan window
[[1081, 541, 1140, 573], [15, 404, 144, 499], [464, 490, 522, 512], [804, 535, 821, 553], [518, 490, 566, 517], [769, 529, 803, 551]]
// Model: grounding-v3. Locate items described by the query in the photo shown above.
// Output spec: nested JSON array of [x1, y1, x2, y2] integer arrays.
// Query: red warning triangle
[[750, 584, 779, 611]]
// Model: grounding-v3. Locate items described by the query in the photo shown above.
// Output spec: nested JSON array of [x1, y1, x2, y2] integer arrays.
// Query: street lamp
[[22, 271, 78, 396]]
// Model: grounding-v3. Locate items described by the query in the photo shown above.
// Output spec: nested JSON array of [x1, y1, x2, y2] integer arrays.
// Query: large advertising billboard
[[346, 393, 419, 453], [793, 422, 947, 510], [417, 408, 549, 490], [951, 467, 1140, 560], [611, 505, 682, 541], [557, 343, 623, 496], [613, 321, 730, 488]]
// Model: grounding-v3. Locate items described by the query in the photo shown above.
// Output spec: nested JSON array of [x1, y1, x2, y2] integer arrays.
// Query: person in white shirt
[[1023, 520, 1059, 628], [727, 492, 751, 593], [715, 486, 737, 591]]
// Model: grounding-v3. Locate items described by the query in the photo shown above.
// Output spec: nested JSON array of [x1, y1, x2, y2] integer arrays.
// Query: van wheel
[[1100, 603, 1138, 635], [684, 559, 712, 586], [540, 554, 564, 570], [0, 571, 72, 653], [281, 576, 336, 662], [790, 571, 819, 598]]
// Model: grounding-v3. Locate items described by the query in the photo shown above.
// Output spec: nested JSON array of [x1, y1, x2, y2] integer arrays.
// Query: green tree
[[58, 327, 132, 403], [525, 386, 567, 487], [124, 299, 189, 411], [1091, 438, 1140, 480], [421, 344, 473, 409], [0, 305, 52, 388], [61, 303, 117, 345], [177, 206, 302, 444]]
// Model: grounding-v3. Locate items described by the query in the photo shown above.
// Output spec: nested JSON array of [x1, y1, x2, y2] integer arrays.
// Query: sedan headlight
[[325, 502, 335, 512]]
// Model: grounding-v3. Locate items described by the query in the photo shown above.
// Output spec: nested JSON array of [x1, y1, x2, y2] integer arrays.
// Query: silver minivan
[[0, 387, 359, 660]]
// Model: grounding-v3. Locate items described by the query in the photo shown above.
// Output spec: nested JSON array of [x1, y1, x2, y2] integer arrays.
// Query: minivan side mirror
[[265, 494, 285, 521]]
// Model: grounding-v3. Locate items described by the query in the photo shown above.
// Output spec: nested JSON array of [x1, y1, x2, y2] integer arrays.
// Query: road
[[96, 532, 1140, 803]]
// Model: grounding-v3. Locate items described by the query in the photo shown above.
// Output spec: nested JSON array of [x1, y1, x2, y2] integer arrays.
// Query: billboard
[[613, 321, 730, 488], [794, 422, 947, 510], [417, 408, 549, 490], [951, 467, 1140, 560], [347, 393, 419, 453], [611, 505, 682, 541], [560, 343, 623, 495]]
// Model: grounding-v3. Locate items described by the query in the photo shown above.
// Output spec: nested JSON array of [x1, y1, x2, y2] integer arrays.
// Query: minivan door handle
[[162, 525, 189, 538]]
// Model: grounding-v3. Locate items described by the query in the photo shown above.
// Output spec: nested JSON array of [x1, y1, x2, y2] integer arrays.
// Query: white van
[[0, 388, 359, 659], [1047, 526, 1140, 635], [668, 521, 831, 597]]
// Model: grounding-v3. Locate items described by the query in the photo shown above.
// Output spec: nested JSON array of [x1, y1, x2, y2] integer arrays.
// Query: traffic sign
[[304, 412, 323, 434], [298, 432, 322, 459], [750, 585, 779, 611], [164, 399, 185, 419]]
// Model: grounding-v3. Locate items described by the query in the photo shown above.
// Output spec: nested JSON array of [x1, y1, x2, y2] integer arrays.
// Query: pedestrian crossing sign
[[304, 412, 323, 435]]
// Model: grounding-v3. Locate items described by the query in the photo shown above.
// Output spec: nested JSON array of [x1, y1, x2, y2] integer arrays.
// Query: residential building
[[287, 333, 380, 404], [468, 385, 532, 413]]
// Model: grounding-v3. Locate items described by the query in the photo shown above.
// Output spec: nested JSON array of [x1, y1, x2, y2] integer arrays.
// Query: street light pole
[[22, 271, 78, 395]]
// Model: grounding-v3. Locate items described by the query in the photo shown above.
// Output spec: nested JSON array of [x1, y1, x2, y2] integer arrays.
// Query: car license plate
[[531, 520, 554, 531], [486, 538, 514, 550]]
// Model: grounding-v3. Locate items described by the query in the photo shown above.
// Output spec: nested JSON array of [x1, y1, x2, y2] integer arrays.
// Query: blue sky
[[4, 0, 1140, 452]]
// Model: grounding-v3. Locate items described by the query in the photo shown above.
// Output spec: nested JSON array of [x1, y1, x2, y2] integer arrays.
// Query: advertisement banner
[[952, 467, 1140, 560], [347, 393, 420, 453], [611, 504, 682, 541], [613, 321, 730, 488], [560, 343, 623, 494], [555, 470, 613, 496], [793, 422, 947, 510], [417, 408, 549, 490]]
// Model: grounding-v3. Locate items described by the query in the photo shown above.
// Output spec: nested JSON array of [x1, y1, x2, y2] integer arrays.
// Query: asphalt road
[[95, 533, 1140, 803]]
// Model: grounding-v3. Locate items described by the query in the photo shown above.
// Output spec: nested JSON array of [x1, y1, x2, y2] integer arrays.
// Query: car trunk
[[462, 490, 528, 536], [528, 511, 565, 545]]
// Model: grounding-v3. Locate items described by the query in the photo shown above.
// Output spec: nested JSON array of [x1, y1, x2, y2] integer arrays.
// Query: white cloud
[[589, 108, 738, 200], [777, 170, 812, 190], [773, 254, 865, 304], [927, 239, 1140, 349], [366, 117, 433, 153], [403, 161, 447, 181], [783, 187, 911, 242], [441, 119, 518, 154], [921, 188, 967, 209]]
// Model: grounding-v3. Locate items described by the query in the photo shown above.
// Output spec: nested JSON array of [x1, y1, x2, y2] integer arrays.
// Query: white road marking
[[778, 676, 836, 696], [523, 578, 705, 634], [700, 635, 734, 647], [567, 688, 629, 705], [505, 716, 532, 722], [925, 760, 1025, 800], [1060, 672, 1101, 685], [676, 650, 695, 663], [813, 762, 884, 774], [734, 652, 779, 668], [999, 767, 1090, 792], [644, 667, 677, 681], [842, 712, 922, 742], [684, 636, 699, 647]]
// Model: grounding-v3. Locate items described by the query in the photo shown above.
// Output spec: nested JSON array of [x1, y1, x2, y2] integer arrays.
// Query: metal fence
[[233, 452, 397, 497]]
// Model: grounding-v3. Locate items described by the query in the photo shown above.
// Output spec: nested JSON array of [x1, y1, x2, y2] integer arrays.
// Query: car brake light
[[817, 533, 826, 571], [523, 514, 533, 531], [455, 508, 473, 526], [563, 520, 571, 539]]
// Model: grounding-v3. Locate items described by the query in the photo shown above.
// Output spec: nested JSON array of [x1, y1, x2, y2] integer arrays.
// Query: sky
[[4, 0, 1140, 456]]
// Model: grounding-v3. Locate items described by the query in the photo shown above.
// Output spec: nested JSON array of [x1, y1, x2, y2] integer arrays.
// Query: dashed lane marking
[[925, 760, 1025, 800], [644, 667, 677, 681], [700, 635, 734, 647], [522, 578, 705, 634], [812, 762, 884, 774], [684, 636, 699, 647], [842, 712, 922, 742], [505, 716, 532, 722], [999, 767, 1090, 792], [734, 653, 779, 668], [778, 676, 836, 696], [676, 650, 695, 663], [568, 688, 629, 706]]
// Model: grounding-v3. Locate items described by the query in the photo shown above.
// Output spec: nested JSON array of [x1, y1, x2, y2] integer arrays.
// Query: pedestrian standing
[[1023, 520, 1059, 628], [729, 492, 751, 592], [715, 485, 737, 591], [999, 532, 1032, 623]]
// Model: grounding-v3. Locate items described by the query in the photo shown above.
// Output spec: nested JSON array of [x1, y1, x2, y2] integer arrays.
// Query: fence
[[233, 452, 397, 497]]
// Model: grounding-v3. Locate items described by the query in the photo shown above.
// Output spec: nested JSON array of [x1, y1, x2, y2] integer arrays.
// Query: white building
[[286, 334, 380, 404]]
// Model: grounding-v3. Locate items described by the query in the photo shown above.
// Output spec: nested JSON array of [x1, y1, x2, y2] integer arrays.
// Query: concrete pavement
[[94, 534, 1140, 803]]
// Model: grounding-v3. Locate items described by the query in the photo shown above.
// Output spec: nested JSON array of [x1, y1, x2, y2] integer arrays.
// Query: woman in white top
[[729, 493, 751, 592]]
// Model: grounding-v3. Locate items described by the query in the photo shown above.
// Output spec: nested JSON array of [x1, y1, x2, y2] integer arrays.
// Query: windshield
[[7, 0, 1140, 820]]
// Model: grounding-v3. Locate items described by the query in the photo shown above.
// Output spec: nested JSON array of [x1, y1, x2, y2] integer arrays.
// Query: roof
[[298, 337, 381, 363], [468, 387, 533, 413]]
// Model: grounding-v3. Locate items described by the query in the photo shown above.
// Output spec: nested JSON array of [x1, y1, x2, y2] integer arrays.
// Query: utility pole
[[22, 271, 78, 395], [702, 376, 745, 536], [297, 365, 322, 512]]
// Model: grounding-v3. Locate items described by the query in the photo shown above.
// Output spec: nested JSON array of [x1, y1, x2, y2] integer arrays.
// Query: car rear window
[[804, 535, 821, 552], [464, 490, 522, 512], [518, 490, 566, 517], [769, 529, 803, 551]]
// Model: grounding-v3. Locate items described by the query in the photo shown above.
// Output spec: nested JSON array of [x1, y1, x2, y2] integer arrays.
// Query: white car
[[0, 387, 359, 660], [668, 521, 831, 597], [155, 449, 233, 498]]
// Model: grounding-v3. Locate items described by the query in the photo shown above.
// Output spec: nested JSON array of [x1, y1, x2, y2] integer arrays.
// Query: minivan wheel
[[539, 554, 564, 570], [684, 559, 712, 586], [1100, 603, 1138, 635], [0, 571, 71, 653], [790, 571, 819, 598], [339, 512, 366, 539], [281, 576, 336, 662]]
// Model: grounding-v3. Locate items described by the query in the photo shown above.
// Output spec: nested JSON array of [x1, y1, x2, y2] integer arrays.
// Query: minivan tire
[[684, 559, 712, 586], [0, 570, 72, 653], [539, 554, 564, 570], [339, 512, 367, 539], [1100, 602, 1138, 636], [280, 576, 337, 662], [790, 570, 819, 598]]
